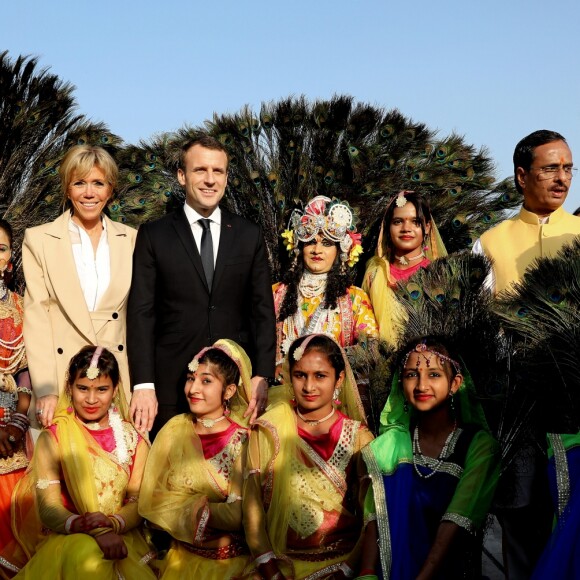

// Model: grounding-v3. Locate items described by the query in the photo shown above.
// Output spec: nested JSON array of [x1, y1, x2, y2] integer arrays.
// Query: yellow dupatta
[[253, 334, 368, 555], [138, 339, 252, 544]]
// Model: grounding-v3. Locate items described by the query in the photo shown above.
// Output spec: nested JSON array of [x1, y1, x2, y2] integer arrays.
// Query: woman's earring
[[423, 233, 430, 252], [223, 398, 231, 416], [333, 388, 342, 406], [403, 399, 409, 413], [449, 393, 455, 414]]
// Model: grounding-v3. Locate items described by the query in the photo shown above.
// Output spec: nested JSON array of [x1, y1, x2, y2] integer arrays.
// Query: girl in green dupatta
[[361, 336, 499, 579]]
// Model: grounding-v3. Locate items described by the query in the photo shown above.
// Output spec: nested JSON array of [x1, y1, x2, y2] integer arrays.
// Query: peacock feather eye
[[379, 124, 395, 139], [383, 158, 396, 171], [267, 172, 278, 186], [127, 172, 142, 184], [547, 287, 566, 304], [251, 118, 260, 133], [515, 306, 529, 318], [238, 122, 250, 137], [402, 128, 416, 140], [77, 138, 86, 145], [423, 143, 435, 157], [405, 282, 422, 301], [232, 178, 241, 187], [481, 213, 495, 224], [110, 201, 121, 212], [143, 162, 156, 172], [146, 153, 157, 162], [447, 187, 462, 197], [287, 141, 296, 154], [260, 113, 273, 129], [411, 171, 426, 182], [218, 133, 232, 146], [348, 146, 360, 158], [250, 170, 261, 186], [452, 215, 466, 229], [436, 146, 449, 160], [460, 167, 475, 180], [500, 191, 515, 203], [448, 159, 462, 168], [324, 170, 335, 185], [297, 168, 306, 182], [100, 135, 110, 144]]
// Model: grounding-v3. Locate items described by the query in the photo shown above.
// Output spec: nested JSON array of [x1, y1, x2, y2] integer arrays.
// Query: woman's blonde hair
[[59, 144, 118, 202]]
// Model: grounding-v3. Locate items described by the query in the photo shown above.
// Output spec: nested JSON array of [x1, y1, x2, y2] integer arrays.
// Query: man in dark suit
[[127, 136, 276, 435]]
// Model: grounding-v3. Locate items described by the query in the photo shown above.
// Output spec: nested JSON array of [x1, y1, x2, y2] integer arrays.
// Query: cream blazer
[[22, 213, 136, 402]]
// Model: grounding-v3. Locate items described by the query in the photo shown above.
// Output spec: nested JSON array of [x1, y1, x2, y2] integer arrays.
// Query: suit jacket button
[[209, 305, 216, 311], [112, 312, 119, 319], [57, 348, 63, 354], [118, 345, 124, 351]]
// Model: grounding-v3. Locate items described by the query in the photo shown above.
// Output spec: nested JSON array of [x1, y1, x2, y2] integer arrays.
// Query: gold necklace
[[396, 251, 425, 266], [198, 415, 227, 428], [296, 407, 335, 426]]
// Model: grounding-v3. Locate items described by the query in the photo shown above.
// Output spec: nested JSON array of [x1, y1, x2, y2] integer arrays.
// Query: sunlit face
[[303, 235, 338, 274], [184, 362, 236, 419], [518, 140, 573, 216], [70, 372, 117, 427], [402, 351, 462, 413], [291, 349, 344, 418], [0, 228, 12, 274], [177, 145, 228, 217], [68, 165, 112, 229], [389, 204, 430, 256]]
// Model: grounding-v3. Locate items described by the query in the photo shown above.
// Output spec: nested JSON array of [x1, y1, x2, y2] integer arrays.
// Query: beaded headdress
[[402, 340, 461, 375], [281, 195, 363, 268]]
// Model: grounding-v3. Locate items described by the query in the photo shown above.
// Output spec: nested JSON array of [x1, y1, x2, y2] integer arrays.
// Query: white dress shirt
[[183, 202, 221, 264]]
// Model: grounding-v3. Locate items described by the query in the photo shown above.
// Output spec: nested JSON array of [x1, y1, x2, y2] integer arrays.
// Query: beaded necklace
[[412, 422, 457, 479]]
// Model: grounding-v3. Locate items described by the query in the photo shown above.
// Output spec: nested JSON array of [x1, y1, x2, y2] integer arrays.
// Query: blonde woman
[[23, 145, 136, 428]]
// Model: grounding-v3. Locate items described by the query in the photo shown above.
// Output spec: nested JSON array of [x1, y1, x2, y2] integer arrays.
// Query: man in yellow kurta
[[473, 130, 580, 294], [473, 130, 580, 580]]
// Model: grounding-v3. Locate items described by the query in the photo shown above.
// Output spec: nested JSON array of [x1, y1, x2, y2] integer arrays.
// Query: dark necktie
[[199, 218, 214, 291]]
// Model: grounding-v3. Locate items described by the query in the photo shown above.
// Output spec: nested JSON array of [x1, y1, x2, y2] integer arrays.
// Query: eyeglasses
[[531, 165, 577, 180]]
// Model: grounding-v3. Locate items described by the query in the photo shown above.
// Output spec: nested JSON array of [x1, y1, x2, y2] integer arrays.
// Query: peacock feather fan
[[496, 236, 580, 434]]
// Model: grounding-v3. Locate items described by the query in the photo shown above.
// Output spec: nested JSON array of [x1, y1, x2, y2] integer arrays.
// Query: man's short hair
[[513, 130, 567, 194], [179, 135, 229, 170]]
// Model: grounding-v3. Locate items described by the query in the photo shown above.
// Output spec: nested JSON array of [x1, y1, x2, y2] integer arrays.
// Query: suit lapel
[[94, 217, 132, 332], [172, 210, 209, 292], [44, 213, 97, 343], [213, 209, 234, 290]]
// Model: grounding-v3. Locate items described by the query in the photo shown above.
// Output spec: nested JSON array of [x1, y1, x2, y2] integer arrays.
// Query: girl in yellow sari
[[11, 346, 156, 579], [363, 191, 446, 346], [138, 339, 252, 579], [243, 333, 374, 579]]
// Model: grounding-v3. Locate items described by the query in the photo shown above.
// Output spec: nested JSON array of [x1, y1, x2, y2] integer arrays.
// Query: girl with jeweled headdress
[[361, 336, 499, 579], [138, 339, 252, 579], [273, 196, 378, 378], [243, 333, 374, 579]]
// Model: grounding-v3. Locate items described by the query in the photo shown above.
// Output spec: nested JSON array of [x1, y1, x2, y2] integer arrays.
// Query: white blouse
[[68, 217, 110, 312]]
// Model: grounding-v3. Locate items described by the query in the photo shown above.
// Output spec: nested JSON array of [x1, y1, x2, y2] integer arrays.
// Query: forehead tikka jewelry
[[402, 341, 460, 375], [86, 346, 104, 380]]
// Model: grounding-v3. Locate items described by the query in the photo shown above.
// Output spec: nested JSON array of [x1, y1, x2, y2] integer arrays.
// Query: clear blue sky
[[3, 0, 580, 210]]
